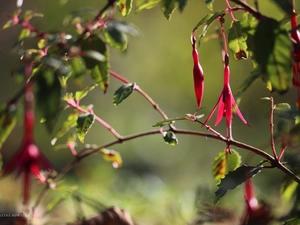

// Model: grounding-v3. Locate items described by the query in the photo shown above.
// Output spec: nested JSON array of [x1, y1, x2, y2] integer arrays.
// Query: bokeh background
[[0, 0, 298, 224]]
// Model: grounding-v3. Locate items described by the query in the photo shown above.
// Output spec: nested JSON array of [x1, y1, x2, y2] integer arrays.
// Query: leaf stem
[[269, 97, 278, 159]]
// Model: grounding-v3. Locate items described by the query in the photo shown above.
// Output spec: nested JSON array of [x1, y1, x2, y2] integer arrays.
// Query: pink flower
[[204, 55, 248, 136]]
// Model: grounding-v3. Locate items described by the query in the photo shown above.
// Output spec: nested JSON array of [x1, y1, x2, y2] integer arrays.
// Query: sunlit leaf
[[81, 35, 110, 93], [254, 17, 292, 94], [205, 0, 214, 11], [275, 103, 291, 111], [270, 0, 293, 16], [100, 149, 123, 168], [76, 113, 95, 143], [135, 0, 161, 13], [162, 0, 178, 20], [281, 179, 298, 202], [215, 164, 262, 204], [0, 104, 18, 150], [3, 20, 15, 29], [212, 149, 242, 185], [162, 131, 178, 146], [228, 20, 248, 60], [235, 67, 262, 99], [117, 0, 133, 16], [51, 111, 79, 145], [75, 84, 97, 101], [192, 10, 226, 38], [36, 68, 62, 132], [113, 83, 135, 106]]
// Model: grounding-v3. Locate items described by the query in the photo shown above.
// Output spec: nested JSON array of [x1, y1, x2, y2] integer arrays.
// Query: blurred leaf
[[254, 17, 292, 94], [215, 164, 262, 204], [178, 0, 188, 12], [212, 149, 242, 185], [205, 0, 214, 11], [192, 10, 226, 38], [284, 216, 300, 225], [113, 83, 135, 106], [51, 111, 79, 145], [106, 20, 140, 37], [153, 116, 187, 127], [40, 56, 70, 76], [270, 0, 293, 16], [162, 131, 178, 146], [117, 0, 133, 16], [235, 67, 262, 99], [275, 103, 291, 111], [228, 21, 248, 60], [281, 179, 298, 202], [83, 50, 106, 62], [135, 0, 161, 13], [76, 113, 95, 143], [0, 153, 2, 173], [18, 28, 30, 42], [81, 35, 110, 93], [162, 0, 178, 20], [36, 69, 62, 132], [23, 10, 43, 20], [37, 39, 46, 49], [3, 19, 15, 29], [104, 26, 128, 51], [75, 84, 97, 101], [100, 149, 123, 168], [288, 123, 300, 146], [0, 104, 18, 150], [69, 57, 86, 80]]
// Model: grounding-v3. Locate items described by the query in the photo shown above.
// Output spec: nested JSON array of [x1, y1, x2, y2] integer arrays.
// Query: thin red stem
[[269, 97, 277, 159], [225, 0, 236, 21], [278, 146, 287, 161]]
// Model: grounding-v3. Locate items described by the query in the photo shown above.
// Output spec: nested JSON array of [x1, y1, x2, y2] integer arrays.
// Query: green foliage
[[75, 84, 97, 101], [162, 131, 178, 146], [113, 83, 135, 106], [205, 0, 215, 11], [36, 68, 62, 132], [215, 164, 262, 204], [254, 17, 292, 94], [228, 20, 248, 60], [270, 0, 293, 16], [212, 149, 241, 185], [284, 216, 300, 225], [135, 0, 161, 13], [0, 104, 18, 150], [100, 149, 123, 168], [162, 0, 178, 20], [76, 113, 95, 143], [152, 114, 204, 127], [117, 0, 133, 16]]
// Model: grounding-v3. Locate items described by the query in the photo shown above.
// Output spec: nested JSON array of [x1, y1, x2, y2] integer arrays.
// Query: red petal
[[192, 47, 204, 109], [204, 92, 223, 125], [215, 92, 225, 126]]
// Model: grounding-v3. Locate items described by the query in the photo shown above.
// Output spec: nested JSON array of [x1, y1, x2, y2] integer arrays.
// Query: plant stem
[[269, 97, 277, 159], [230, 0, 261, 19]]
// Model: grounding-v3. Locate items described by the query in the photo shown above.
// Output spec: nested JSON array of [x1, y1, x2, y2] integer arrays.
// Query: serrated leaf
[[0, 104, 18, 150], [36, 68, 62, 132], [270, 0, 293, 16], [192, 10, 226, 39], [51, 111, 79, 145], [228, 21, 248, 60], [75, 84, 97, 101], [212, 149, 242, 185], [162, 131, 178, 146], [100, 149, 123, 168], [205, 0, 214, 11], [40, 56, 70, 76], [81, 35, 110, 93], [135, 0, 161, 13], [76, 113, 95, 143], [117, 0, 133, 16], [162, 0, 178, 20], [254, 17, 292, 94], [113, 83, 135, 106], [215, 164, 262, 204], [235, 67, 262, 99]]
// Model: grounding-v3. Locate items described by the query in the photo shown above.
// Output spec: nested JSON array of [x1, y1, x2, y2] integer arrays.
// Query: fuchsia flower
[[291, 9, 300, 107], [191, 35, 204, 109], [204, 54, 248, 136]]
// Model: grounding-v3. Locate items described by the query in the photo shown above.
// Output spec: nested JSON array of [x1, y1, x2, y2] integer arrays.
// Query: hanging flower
[[191, 35, 204, 109]]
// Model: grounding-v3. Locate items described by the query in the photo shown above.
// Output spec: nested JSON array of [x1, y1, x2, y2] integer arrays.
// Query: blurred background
[[0, 0, 298, 224]]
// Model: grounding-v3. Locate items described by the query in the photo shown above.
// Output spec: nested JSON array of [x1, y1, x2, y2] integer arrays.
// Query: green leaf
[[162, 131, 178, 146], [275, 103, 291, 111], [100, 149, 123, 168], [106, 20, 140, 37], [215, 164, 262, 204], [69, 57, 86, 80], [3, 19, 15, 29], [104, 26, 128, 51], [178, 0, 188, 12], [254, 17, 292, 94], [153, 114, 204, 127], [76, 113, 95, 143], [162, 0, 178, 20], [117, 0, 133, 16], [284, 216, 300, 225], [75, 84, 97, 101], [135, 0, 161, 13], [51, 111, 79, 145], [0, 104, 18, 150], [83, 50, 106, 62], [192, 10, 226, 38], [228, 21, 248, 60], [281, 179, 298, 202], [113, 83, 135, 106], [212, 149, 242, 185], [40, 56, 70, 76], [81, 35, 110, 93], [235, 67, 262, 99], [205, 0, 214, 11], [270, 0, 293, 16], [36, 68, 62, 132]]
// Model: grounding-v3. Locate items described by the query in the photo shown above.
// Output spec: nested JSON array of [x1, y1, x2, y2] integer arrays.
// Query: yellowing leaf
[[76, 113, 95, 143], [100, 149, 123, 168]]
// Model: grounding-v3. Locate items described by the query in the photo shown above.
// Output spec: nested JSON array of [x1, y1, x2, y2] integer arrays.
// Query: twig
[[230, 0, 261, 19], [269, 97, 278, 159]]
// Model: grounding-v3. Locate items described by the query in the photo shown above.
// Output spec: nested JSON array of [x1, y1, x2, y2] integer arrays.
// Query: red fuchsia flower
[[191, 35, 204, 109], [204, 54, 248, 137], [291, 9, 300, 107]]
